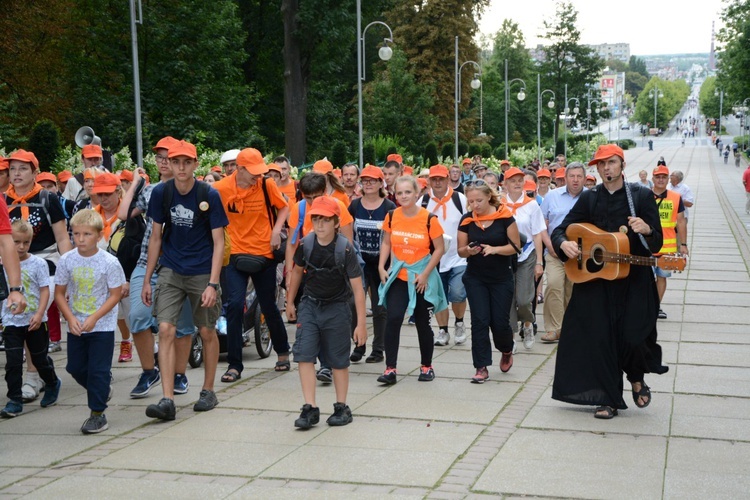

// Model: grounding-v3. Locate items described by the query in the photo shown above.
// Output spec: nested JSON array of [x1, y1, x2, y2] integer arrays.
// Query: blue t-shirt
[[147, 181, 228, 276], [351, 198, 395, 262]]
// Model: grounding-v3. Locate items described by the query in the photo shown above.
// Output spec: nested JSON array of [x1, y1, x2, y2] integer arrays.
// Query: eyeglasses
[[464, 179, 487, 188], [360, 178, 381, 185], [156, 155, 169, 163]]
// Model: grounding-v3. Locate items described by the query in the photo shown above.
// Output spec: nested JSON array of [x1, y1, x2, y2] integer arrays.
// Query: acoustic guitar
[[564, 223, 687, 283]]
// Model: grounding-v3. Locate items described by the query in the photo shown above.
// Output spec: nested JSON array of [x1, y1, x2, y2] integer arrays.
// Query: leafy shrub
[[28, 120, 60, 172], [331, 141, 349, 168], [424, 142, 438, 166], [441, 142, 454, 159]]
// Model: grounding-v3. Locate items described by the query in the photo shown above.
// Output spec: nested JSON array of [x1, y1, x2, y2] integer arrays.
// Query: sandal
[[632, 382, 651, 408], [221, 369, 241, 383], [274, 360, 291, 372], [594, 406, 618, 419], [540, 331, 560, 343]]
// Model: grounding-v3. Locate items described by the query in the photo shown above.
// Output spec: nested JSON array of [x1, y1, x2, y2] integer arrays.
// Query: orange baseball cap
[[503, 167, 524, 179], [403, 165, 413, 176], [0, 158, 8, 171], [36, 172, 57, 184], [57, 170, 73, 182], [8, 149, 39, 170], [83, 169, 97, 180], [168, 140, 198, 160], [537, 168, 551, 178], [267, 163, 282, 173], [386, 154, 403, 164], [81, 144, 103, 159], [91, 172, 121, 194], [308, 196, 341, 218], [653, 165, 670, 176], [152, 136, 178, 152], [312, 159, 334, 174], [236, 148, 268, 175], [417, 177, 428, 190], [555, 168, 566, 179], [429, 164, 449, 178], [523, 179, 537, 192], [118, 170, 134, 182], [210, 166, 222, 173], [333, 169, 342, 178], [360, 165, 384, 180], [588, 144, 625, 166], [586, 174, 596, 182], [461, 158, 472, 165], [499, 160, 511, 166]]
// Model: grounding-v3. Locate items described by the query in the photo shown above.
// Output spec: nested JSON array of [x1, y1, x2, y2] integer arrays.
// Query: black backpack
[[107, 176, 146, 280]]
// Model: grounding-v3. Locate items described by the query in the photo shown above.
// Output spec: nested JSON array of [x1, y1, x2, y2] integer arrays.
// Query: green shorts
[[154, 267, 221, 329]]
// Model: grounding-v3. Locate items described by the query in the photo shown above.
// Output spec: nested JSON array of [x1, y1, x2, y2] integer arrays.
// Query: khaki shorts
[[154, 267, 220, 329]]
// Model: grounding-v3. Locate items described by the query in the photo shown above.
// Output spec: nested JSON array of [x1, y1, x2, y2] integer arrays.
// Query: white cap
[[220, 149, 241, 164]]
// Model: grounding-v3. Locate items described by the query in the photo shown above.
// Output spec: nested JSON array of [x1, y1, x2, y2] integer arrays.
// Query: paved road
[[1, 140, 749, 499]]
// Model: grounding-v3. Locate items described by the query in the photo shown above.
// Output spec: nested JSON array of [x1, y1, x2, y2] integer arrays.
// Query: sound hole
[[585, 244, 605, 273]]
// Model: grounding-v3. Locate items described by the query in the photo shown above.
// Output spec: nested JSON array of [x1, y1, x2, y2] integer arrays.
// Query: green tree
[[628, 56, 649, 78], [716, 1, 750, 100], [538, 2, 604, 151], [635, 78, 690, 131], [361, 49, 436, 155], [28, 119, 60, 171], [385, 0, 490, 142]]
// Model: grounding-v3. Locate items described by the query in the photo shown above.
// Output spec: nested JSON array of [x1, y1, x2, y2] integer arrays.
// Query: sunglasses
[[465, 179, 488, 188]]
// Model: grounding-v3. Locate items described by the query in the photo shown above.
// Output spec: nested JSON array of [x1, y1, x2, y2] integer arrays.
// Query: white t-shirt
[[2, 254, 49, 327], [424, 189, 468, 272], [506, 193, 546, 263], [55, 249, 126, 333]]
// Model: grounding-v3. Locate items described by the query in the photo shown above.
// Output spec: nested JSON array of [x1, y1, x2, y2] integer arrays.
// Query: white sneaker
[[454, 322, 467, 345], [512, 340, 518, 355], [22, 373, 44, 402], [522, 323, 535, 350], [434, 329, 450, 346]]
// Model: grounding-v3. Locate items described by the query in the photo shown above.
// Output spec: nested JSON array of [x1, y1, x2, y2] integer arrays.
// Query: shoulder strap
[[386, 209, 395, 229], [126, 176, 146, 221], [420, 193, 430, 208], [39, 189, 52, 226], [161, 179, 176, 232], [426, 212, 437, 253], [334, 233, 348, 272], [451, 191, 463, 214], [624, 182, 651, 252], [291, 199, 307, 245], [261, 177, 277, 227], [301, 232, 316, 266]]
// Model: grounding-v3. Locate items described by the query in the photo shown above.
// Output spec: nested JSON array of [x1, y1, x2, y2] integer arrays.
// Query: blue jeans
[[463, 273, 514, 368], [225, 261, 289, 373], [66, 331, 114, 412]]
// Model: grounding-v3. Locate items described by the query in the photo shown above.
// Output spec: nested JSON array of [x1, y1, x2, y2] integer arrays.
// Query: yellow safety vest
[[654, 189, 681, 255]]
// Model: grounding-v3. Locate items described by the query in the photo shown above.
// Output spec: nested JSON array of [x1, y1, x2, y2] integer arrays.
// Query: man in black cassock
[[550, 144, 669, 419]]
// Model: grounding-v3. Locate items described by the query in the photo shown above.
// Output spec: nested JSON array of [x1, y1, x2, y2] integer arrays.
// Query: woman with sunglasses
[[348, 166, 395, 363], [457, 179, 520, 383], [377, 176, 447, 384]]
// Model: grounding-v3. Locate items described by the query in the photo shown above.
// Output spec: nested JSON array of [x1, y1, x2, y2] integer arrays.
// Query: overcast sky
[[478, 0, 725, 56]]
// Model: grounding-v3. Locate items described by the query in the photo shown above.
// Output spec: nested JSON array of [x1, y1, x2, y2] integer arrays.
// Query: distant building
[[588, 43, 631, 63], [597, 72, 626, 118]]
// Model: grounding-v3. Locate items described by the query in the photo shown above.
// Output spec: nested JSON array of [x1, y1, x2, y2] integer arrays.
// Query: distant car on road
[[620, 123, 631, 130]]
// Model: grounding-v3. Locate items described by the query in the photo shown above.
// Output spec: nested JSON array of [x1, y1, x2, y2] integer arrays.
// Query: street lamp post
[[357, 0, 393, 169], [562, 84, 579, 159], [129, 0, 144, 167], [586, 89, 604, 161], [649, 85, 664, 133], [714, 87, 724, 138], [536, 73, 555, 161], [504, 59, 526, 160], [455, 36, 481, 162]]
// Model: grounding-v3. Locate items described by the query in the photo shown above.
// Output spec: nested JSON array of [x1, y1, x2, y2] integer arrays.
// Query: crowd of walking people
[[0, 138, 684, 431]]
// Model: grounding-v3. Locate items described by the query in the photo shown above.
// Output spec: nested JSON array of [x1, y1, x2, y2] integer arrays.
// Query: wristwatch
[[9, 286, 23, 293], [207, 283, 220, 291]]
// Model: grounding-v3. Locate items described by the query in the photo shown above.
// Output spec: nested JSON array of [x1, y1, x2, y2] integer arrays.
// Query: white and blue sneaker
[[174, 373, 189, 395], [130, 369, 161, 399]]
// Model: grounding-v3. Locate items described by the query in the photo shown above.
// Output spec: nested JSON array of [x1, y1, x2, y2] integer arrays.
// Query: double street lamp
[[504, 59, 526, 160], [586, 89, 604, 161], [357, 0, 393, 169], [454, 36, 481, 162], [536, 74, 555, 161], [562, 83, 580, 159], [732, 98, 750, 148], [649, 85, 664, 132]]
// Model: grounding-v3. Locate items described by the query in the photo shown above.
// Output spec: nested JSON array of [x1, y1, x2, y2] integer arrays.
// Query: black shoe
[[657, 308, 667, 319], [294, 404, 320, 429], [377, 367, 398, 385], [365, 351, 384, 363], [316, 367, 333, 383], [326, 402, 353, 426], [349, 349, 365, 363], [145, 397, 176, 421]]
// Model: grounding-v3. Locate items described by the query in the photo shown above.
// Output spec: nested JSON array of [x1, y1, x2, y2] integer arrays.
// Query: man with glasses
[[120, 137, 197, 401], [423, 165, 468, 346]]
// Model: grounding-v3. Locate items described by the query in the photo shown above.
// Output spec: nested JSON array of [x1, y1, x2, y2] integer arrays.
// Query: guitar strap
[[624, 182, 651, 252]]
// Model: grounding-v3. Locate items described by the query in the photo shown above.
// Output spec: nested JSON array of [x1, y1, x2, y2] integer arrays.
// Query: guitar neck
[[603, 253, 657, 267]]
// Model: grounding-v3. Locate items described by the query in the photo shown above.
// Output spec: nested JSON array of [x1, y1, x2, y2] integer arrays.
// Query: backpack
[[107, 176, 146, 280], [421, 191, 464, 215], [161, 179, 231, 266], [6, 188, 52, 226], [386, 209, 438, 253], [300, 232, 352, 292]]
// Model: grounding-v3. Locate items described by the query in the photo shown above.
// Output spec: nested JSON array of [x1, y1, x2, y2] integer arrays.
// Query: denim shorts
[[440, 265, 467, 303], [653, 266, 672, 278], [292, 298, 351, 369], [129, 265, 197, 337]]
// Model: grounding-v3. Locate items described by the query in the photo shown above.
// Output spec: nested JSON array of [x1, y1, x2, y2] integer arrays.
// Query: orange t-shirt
[[330, 189, 350, 207], [384, 207, 444, 281], [288, 195, 353, 241], [277, 180, 297, 201], [213, 174, 288, 258]]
